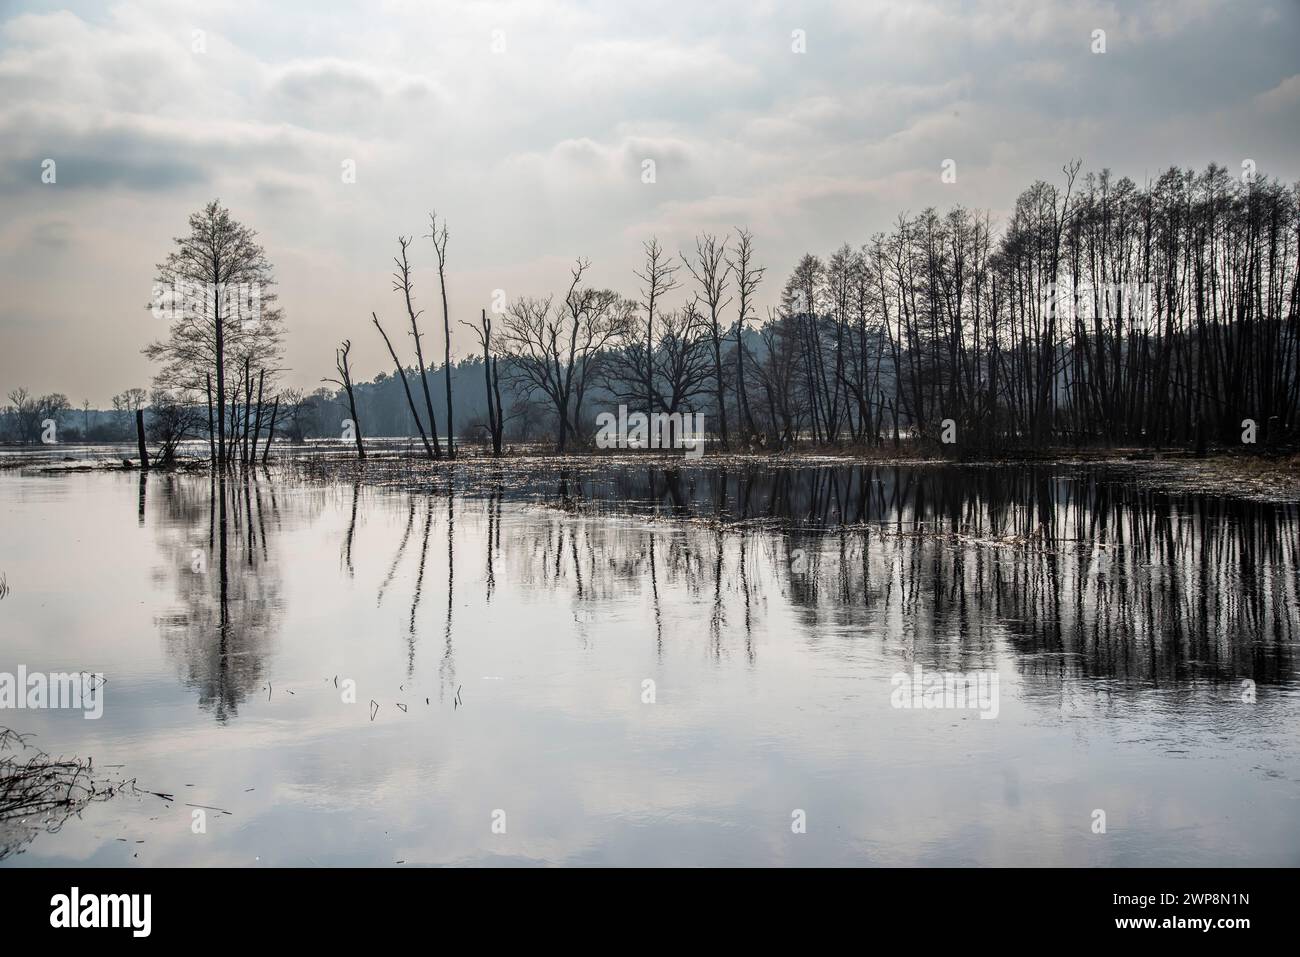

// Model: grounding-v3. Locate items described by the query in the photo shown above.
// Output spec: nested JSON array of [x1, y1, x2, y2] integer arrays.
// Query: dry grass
[[0, 728, 123, 860]]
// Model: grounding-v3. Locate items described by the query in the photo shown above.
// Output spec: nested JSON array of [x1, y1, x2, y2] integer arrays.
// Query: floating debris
[[1, 727, 124, 861], [184, 803, 232, 815]]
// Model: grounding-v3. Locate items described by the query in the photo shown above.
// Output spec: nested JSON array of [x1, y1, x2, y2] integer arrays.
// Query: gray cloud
[[0, 0, 1297, 403]]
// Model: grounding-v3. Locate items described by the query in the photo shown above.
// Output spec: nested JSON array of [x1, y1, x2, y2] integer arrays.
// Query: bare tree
[[501, 259, 633, 451], [143, 200, 284, 466], [146, 388, 203, 465], [372, 313, 437, 458], [393, 236, 443, 458], [277, 388, 313, 443], [634, 238, 680, 417], [4, 389, 70, 444], [654, 300, 715, 428], [727, 228, 765, 443], [322, 340, 365, 460], [682, 234, 733, 450], [428, 212, 455, 458], [111, 388, 148, 437], [460, 308, 505, 455]]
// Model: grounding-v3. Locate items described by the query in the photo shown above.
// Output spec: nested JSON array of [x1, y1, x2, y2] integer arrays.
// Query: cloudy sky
[[2, 0, 1298, 404]]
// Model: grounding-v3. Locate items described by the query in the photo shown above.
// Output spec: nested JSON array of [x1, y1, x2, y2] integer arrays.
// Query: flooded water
[[2, 460, 1298, 866]]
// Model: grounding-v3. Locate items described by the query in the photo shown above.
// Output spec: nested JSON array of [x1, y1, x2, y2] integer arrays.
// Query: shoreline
[[5, 443, 1297, 505]]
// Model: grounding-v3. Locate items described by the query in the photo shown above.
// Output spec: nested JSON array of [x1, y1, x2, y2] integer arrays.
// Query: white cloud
[[0, 0, 1297, 402]]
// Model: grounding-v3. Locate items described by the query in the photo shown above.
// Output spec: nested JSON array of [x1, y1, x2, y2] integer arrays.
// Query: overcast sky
[[2, 0, 1298, 405]]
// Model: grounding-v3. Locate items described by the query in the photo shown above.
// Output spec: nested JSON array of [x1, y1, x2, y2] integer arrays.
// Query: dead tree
[[372, 312, 437, 459], [428, 213, 455, 458], [262, 395, 279, 464], [393, 236, 443, 458], [460, 307, 505, 455], [250, 368, 266, 466], [205, 373, 216, 461], [322, 339, 366, 460]]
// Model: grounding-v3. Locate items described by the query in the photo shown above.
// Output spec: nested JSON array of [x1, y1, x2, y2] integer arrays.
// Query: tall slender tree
[[429, 212, 455, 458]]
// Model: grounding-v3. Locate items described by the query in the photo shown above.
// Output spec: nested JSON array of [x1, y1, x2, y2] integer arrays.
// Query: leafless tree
[[633, 238, 680, 416], [143, 200, 284, 466], [727, 228, 765, 442], [682, 233, 733, 449], [428, 212, 455, 458], [322, 339, 365, 460], [460, 308, 505, 455], [501, 259, 634, 451], [393, 236, 443, 458], [372, 313, 437, 458], [4, 389, 69, 444], [146, 388, 204, 465], [111, 388, 148, 436]]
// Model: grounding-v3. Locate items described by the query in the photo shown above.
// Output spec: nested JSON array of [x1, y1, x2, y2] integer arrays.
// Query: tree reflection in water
[[151, 473, 297, 722], [152, 462, 1298, 729]]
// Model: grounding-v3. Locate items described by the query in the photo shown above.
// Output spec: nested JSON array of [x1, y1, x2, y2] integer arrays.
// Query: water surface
[[1, 461, 1298, 866]]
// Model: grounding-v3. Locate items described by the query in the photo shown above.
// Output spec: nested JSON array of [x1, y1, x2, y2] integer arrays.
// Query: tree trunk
[[205, 373, 216, 463], [250, 369, 265, 467], [373, 312, 436, 459], [135, 409, 150, 471], [262, 396, 279, 465]]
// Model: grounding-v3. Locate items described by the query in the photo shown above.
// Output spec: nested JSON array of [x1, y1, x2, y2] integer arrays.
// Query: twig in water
[[184, 803, 232, 815]]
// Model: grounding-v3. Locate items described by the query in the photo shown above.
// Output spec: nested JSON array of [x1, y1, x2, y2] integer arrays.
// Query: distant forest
[[4, 161, 1297, 458]]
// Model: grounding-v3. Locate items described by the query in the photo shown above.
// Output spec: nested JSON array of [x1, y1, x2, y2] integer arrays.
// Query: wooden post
[[135, 409, 150, 471]]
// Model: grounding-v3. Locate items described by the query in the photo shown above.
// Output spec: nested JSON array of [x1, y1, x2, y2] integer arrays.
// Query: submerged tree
[[683, 233, 733, 450], [323, 339, 366, 460], [393, 236, 443, 458], [372, 312, 437, 458], [461, 308, 505, 455], [143, 200, 284, 466], [727, 228, 765, 443], [501, 259, 633, 452], [428, 212, 455, 458], [146, 388, 204, 465]]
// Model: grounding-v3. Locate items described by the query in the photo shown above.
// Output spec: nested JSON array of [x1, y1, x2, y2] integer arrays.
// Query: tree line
[[336, 160, 1298, 456], [12, 162, 1292, 461]]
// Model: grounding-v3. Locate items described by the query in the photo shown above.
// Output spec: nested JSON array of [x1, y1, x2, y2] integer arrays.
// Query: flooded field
[[1, 458, 1298, 866]]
